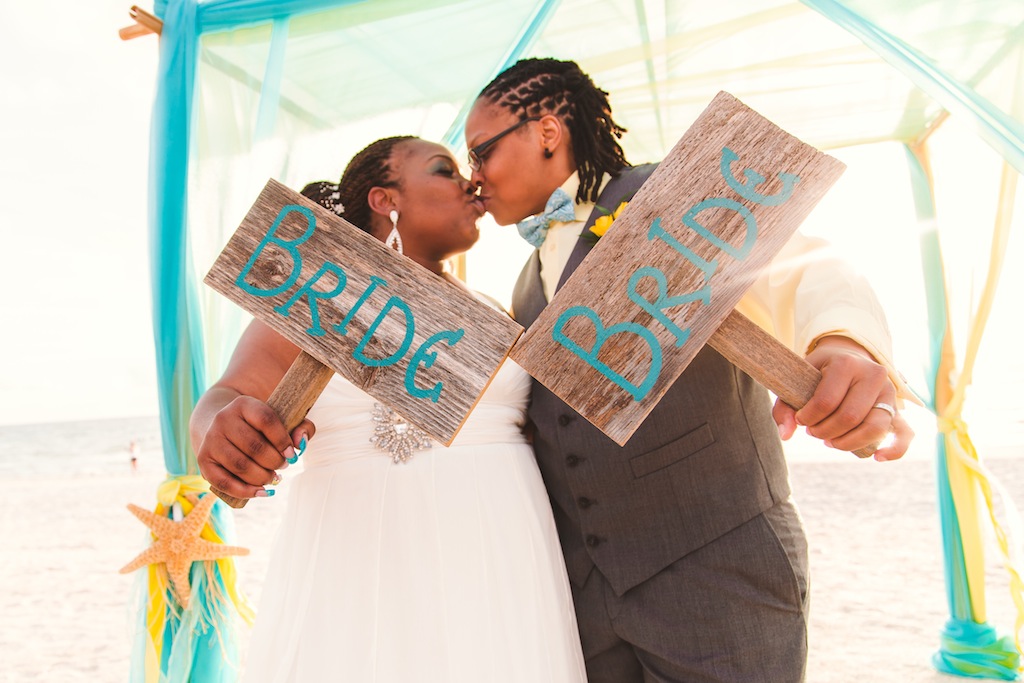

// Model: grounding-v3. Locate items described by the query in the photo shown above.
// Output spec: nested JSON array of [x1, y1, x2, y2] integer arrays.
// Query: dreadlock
[[301, 135, 416, 233], [478, 58, 629, 204]]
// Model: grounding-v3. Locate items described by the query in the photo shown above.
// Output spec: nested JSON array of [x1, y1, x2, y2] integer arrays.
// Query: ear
[[538, 114, 565, 154], [367, 186, 396, 218]]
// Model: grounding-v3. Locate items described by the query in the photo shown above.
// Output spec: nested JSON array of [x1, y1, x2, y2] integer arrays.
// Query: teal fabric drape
[[149, 0, 367, 480], [439, 0, 563, 147], [804, 0, 1024, 173], [904, 147, 1021, 680], [142, 4, 384, 681]]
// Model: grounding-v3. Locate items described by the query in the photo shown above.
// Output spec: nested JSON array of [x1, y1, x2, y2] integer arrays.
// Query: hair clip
[[328, 186, 345, 215]]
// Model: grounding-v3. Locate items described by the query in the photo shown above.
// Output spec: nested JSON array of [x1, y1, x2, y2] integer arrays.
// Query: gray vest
[[512, 165, 791, 595]]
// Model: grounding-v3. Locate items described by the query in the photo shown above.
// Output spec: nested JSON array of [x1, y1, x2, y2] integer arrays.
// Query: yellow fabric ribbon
[[939, 415, 1024, 652], [156, 474, 210, 507], [141, 475, 256, 681], [933, 153, 1023, 656]]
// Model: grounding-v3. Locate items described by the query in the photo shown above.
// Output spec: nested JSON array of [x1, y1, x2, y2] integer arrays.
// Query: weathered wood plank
[[509, 91, 846, 445], [205, 179, 523, 448]]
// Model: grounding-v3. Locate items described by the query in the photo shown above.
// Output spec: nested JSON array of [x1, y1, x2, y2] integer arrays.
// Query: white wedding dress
[[242, 359, 587, 683]]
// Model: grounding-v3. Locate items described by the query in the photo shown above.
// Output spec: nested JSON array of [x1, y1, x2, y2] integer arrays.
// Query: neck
[[548, 167, 576, 197], [407, 255, 445, 275], [440, 268, 470, 291]]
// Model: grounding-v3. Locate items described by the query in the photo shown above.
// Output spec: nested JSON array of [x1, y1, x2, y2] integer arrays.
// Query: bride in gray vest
[[464, 58, 914, 683]]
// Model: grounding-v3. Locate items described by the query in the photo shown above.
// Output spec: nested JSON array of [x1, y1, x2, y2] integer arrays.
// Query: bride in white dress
[[246, 359, 583, 681], [191, 136, 587, 682]]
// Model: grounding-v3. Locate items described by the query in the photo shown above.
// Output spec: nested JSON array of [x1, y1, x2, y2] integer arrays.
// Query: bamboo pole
[[118, 5, 162, 40]]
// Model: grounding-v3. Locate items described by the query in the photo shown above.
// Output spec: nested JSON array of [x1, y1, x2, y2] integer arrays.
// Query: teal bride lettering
[[552, 146, 800, 402], [234, 204, 463, 403]]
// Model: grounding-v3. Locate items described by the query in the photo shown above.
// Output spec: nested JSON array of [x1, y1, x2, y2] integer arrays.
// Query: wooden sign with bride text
[[206, 180, 523, 450], [510, 91, 847, 446]]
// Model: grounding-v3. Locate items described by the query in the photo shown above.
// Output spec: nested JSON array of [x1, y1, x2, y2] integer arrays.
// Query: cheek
[[487, 157, 518, 195], [485, 158, 546, 224], [484, 169, 525, 222]]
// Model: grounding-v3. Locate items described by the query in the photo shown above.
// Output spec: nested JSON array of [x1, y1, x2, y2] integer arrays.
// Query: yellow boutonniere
[[588, 201, 629, 241]]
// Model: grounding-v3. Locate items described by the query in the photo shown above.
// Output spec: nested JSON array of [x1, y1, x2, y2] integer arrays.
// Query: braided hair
[[478, 58, 629, 204], [301, 135, 416, 233]]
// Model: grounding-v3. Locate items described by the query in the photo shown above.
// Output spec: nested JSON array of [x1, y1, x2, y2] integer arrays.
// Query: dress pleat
[[243, 361, 587, 683]]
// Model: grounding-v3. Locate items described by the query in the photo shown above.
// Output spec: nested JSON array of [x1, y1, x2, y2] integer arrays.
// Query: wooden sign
[[206, 179, 523, 447], [510, 92, 847, 446]]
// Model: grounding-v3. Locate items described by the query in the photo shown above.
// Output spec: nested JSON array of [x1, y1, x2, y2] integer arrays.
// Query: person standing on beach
[[128, 439, 139, 472], [191, 136, 587, 682], [464, 57, 914, 683]]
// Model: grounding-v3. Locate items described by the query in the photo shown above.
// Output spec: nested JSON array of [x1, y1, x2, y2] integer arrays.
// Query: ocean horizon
[[2, 408, 1020, 479], [0, 415, 162, 479]]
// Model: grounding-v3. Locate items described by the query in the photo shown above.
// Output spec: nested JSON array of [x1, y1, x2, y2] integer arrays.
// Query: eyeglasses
[[467, 116, 542, 172]]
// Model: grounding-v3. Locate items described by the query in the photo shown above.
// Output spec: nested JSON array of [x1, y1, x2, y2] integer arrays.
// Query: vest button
[[565, 454, 581, 467], [557, 415, 572, 426], [585, 534, 601, 548], [578, 497, 593, 509]]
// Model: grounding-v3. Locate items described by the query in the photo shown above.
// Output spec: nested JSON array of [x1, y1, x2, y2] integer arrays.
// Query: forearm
[[743, 234, 890, 351], [741, 233, 914, 401]]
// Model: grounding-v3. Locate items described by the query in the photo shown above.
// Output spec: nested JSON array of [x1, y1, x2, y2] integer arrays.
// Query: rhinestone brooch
[[370, 403, 432, 463]]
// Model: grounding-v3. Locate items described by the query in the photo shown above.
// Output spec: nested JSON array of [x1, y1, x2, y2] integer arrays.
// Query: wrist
[[809, 334, 874, 360]]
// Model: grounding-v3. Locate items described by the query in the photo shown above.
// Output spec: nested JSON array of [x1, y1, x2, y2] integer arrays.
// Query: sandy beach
[[1, 416, 1021, 683]]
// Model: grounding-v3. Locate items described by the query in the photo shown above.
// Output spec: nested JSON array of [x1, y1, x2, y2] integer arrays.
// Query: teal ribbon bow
[[515, 188, 576, 247]]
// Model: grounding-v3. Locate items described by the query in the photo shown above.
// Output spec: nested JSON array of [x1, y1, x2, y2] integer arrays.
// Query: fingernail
[[778, 424, 786, 439], [270, 472, 283, 486], [255, 489, 270, 498], [285, 436, 308, 465], [283, 445, 296, 464], [823, 439, 834, 449]]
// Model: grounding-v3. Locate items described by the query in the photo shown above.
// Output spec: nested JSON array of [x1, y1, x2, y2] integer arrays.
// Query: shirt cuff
[[801, 310, 921, 407]]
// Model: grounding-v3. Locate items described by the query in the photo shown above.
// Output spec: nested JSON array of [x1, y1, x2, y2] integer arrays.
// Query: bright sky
[[1, 2, 1020, 457], [1, 2, 158, 426]]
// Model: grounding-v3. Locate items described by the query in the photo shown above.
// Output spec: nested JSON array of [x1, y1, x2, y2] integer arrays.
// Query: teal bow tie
[[515, 188, 576, 248]]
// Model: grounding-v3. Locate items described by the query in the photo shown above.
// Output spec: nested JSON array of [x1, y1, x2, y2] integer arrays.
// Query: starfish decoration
[[119, 493, 249, 608]]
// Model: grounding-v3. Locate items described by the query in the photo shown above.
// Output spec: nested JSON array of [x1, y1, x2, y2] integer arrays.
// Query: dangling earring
[[386, 210, 403, 254]]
